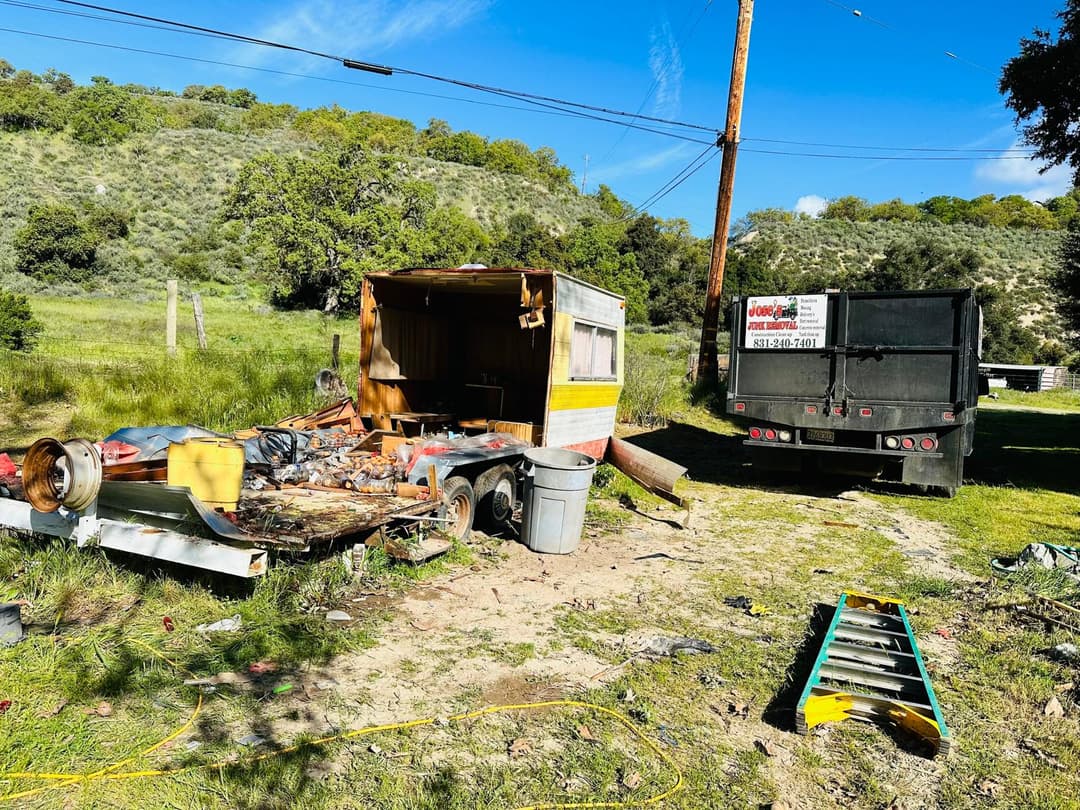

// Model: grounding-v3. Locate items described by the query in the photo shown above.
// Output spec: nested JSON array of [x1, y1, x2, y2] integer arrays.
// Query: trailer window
[[571, 321, 617, 380]]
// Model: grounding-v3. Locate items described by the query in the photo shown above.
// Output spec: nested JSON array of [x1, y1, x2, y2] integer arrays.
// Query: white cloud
[[591, 143, 693, 184], [227, 0, 490, 69], [794, 194, 828, 217], [975, 140, 1072, 201], [648, 22, 683, 118]]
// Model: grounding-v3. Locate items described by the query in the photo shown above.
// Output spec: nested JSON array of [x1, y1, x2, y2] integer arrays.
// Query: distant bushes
[[13, 201, 130, 282], [820, 192, 1073, 231]]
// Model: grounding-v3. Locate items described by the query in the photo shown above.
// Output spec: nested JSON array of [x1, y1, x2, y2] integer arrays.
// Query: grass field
[[1, 305, 1080, 808]]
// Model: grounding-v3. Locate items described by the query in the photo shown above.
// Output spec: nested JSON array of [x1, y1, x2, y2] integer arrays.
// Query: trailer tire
[[439, 477, 475, 542], [475, 464, 516, 533]]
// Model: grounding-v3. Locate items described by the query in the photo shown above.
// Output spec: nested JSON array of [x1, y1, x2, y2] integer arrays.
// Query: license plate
[[806, 428, 835, 443]]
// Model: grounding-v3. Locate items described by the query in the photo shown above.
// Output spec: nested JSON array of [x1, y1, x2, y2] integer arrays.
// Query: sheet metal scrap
[[796, 591, 951, 756]]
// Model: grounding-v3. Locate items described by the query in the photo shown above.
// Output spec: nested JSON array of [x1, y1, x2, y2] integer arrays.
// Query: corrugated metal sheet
[[555, 274, 626, 326]]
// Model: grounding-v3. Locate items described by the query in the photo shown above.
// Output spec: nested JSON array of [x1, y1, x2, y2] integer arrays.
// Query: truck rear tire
[[439, 476, 475, 542]]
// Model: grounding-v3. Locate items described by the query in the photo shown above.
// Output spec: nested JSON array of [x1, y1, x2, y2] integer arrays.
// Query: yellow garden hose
[[1, 643, 683, 808]]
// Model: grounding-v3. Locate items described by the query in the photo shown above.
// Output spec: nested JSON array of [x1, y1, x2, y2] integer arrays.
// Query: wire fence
[[1063, 373, 1080, 391]]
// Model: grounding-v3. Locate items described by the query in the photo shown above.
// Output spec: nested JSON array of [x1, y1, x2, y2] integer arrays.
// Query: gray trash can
[[520, 447, 597, 554]]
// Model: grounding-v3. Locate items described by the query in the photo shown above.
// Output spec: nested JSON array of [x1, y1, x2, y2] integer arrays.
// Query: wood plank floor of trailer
[[234, 488, 439, 550]]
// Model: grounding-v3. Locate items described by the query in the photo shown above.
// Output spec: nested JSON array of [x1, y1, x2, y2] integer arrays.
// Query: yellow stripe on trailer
[[548, 383, 622, 411]]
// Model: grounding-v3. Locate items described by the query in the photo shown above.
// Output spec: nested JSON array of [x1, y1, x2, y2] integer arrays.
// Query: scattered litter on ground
[[325, 610, 352, 623], [196, 615, 241, 634], [723, 595, 752, 610], [1044, 696, 1065, 718], [637, 636, 717, 657], [1049, 643, 1080, 663], [237, 734, 266, 748], [633, 552, 705, 565], [655, 724, 679, 748], [576, 724, 600, 744], [621, 771, 643, 790], [248, 661, 277, 675], [162, 616, 174, 633], [0, 701, 10, 714], [992, 543, 1080, 581], [933, 627, 954, 640], [86, 701, 113, 717], [508, 737, 532, 758]]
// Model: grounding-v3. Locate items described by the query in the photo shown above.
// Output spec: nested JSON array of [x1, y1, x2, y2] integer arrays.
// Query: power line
[[740, 147, 1034, 161], [627, 143, 719, 217], [0, 0, 239, 43], [48, 0, 721, 134], [742, 137, 1035, 154], [821, 0, 993, 73], [0, 26, 708, 135]]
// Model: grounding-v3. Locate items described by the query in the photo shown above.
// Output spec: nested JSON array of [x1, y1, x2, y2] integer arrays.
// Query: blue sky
[[0, 1, 1068, 235]]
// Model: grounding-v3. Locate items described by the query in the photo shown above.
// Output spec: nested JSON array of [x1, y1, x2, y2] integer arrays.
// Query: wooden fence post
[[192, 293, 208, 350], [166, 279, 177, 357]]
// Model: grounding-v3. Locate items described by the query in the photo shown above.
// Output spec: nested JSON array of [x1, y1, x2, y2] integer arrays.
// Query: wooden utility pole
[[697, 0, 754, 384]]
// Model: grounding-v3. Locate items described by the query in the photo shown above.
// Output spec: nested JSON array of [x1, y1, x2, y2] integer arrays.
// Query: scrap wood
[[276, 399, 360, 433]]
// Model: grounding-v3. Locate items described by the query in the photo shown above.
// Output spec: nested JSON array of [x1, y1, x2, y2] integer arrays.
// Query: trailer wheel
[[475, 464, 516, 533], [439, 477, 475, 542]]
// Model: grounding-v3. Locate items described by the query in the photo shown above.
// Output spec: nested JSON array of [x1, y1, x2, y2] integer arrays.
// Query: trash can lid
[[524, 447, 597, 470]]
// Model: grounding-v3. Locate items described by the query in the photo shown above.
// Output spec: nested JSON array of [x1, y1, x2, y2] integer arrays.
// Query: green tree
[[1052, 225, 1080, 351], [224, 144, 486, 312], [0, 75, 66, 131], [14, 203, 99, 281], [12, 202, 130, 282], [977, 284, 1040, 363], [241, 102, 298, 133], [489, 212, 567, 268], [821, 196, 869, 221], [1001, 1, 1080, 185], [865, 198, 923, 222], [857, 239, 980, 291], [68, 82, 152, 144], [0, 290, 41, 351], [0, 58, 13, 80], [592, 184, 632, 219], [227, 87, 258, 108], [563, 218, 649, 323]]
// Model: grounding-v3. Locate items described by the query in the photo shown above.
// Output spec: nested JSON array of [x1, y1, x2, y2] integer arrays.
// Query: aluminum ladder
[[796, 591, 951, 756]]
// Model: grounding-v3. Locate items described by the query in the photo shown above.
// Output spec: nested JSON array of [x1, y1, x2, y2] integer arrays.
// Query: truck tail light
[[764, 429, 777, 441], [749, 427, 762, 440], [832, 406, 844, 416], [805, 405, 818, 414], [735, 402, 746, 412], [884, 436, 900, 450], [919, 437, 938, 452], [942, 411, 955, 422], [900, 437, 916, 451], [859, 407, 873, 417]]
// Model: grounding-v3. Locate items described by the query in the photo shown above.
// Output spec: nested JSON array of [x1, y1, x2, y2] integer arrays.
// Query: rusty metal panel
[[607, 437, 689, 507]]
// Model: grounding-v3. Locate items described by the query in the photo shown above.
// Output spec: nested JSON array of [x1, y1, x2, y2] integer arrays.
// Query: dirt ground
[[228, 443, 998, 809]]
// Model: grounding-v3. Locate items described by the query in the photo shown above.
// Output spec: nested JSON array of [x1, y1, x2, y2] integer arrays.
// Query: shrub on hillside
[[13, 202, 131, 282], [0, 289, 41, 351]]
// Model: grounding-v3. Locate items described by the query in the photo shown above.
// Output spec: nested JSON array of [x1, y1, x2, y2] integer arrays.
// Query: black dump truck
[[726, 289, 981, 496]]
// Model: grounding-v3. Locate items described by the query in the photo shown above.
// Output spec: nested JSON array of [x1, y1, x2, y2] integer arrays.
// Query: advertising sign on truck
[[743, 294, 828, 350]]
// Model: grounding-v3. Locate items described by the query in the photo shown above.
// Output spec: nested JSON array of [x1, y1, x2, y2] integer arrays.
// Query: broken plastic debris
[[638, 636, 716, 657], [237, 734, 266, 747], [1049, 643, 1080, 662], [196, 615, 241, 634], [325, 610, 352, 622]]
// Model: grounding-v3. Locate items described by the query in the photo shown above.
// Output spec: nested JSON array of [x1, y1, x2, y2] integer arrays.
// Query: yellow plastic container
[[167, 438, 244, 511]]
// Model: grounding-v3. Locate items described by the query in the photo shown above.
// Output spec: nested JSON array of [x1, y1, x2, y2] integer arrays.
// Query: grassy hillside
[[737, 217, 1067, 336], [0, 127, 600, 298]]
